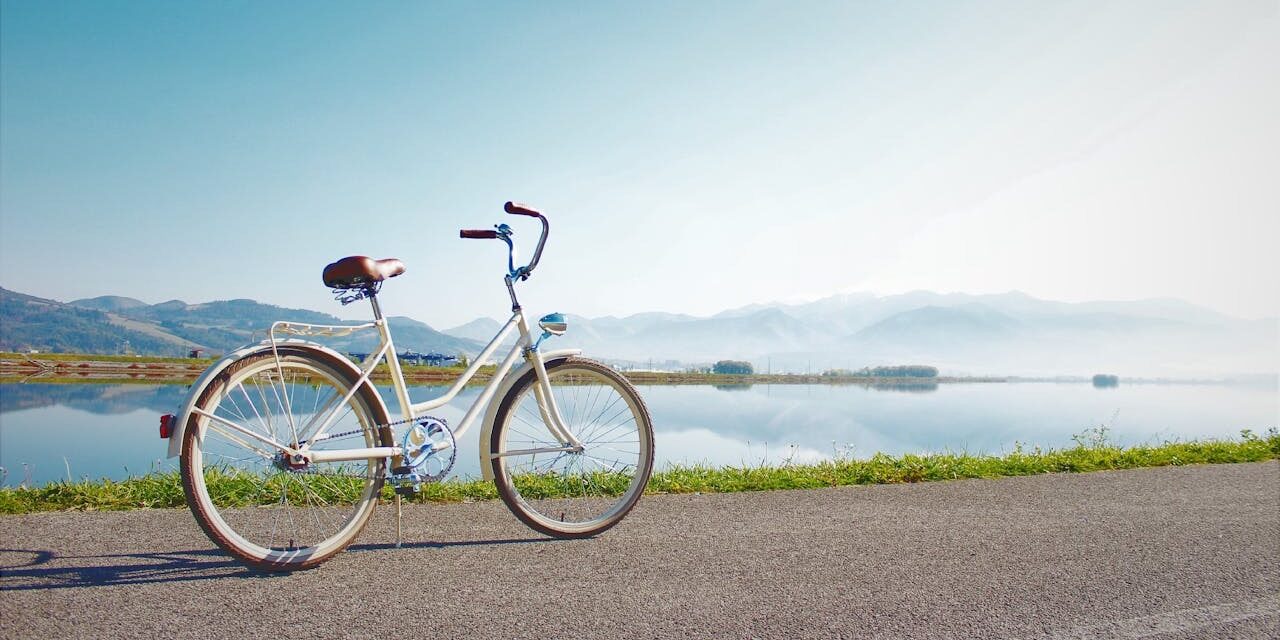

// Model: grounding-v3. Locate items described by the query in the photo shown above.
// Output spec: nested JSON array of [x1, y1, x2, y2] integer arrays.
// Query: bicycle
[[160, 201, 655, 571]]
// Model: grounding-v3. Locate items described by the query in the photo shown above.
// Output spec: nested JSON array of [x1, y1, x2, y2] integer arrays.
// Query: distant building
[[346, 351, 459, 366], [400, 351, 459, 367]]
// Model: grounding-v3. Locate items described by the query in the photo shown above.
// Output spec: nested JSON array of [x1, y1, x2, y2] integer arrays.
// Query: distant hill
[[68, 295, 148, 313], [755, 293, 1277, 377], [1, 288, 193, 355], [329, 316, 483, 356], [443, 317, 504, 342], [126, 298, 339, 331], [0, 286, 483, 357], [617, 308, 825, 360], [538, 291, 1275, 377], [849, 305, 1024, 346], [5, 284, 1275, 376]]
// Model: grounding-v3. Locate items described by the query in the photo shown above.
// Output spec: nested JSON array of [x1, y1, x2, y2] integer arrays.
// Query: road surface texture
[[2, 462, 1277, 639]]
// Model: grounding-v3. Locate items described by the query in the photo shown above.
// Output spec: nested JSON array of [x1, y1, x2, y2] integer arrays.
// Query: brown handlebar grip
[[504, 201, 542, 217], [460, 229, 498, 239]]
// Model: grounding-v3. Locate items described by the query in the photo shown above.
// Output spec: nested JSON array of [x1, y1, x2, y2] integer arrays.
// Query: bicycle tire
[[490, 357, 654, 538], [180, 347, 390, 571]]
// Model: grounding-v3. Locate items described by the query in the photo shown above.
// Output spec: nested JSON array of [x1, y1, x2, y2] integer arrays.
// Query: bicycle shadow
[[0, 537, 555, 592], [347, 536, 555, 553], [0, 546, 275, 592], [0, 547, 258, 592]]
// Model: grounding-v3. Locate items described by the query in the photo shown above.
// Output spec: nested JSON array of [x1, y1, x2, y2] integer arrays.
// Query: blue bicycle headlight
[[538, 312, 567, 336]]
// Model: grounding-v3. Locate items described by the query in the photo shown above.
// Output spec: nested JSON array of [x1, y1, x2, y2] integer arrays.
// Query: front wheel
[[490, 357, 655, 538]]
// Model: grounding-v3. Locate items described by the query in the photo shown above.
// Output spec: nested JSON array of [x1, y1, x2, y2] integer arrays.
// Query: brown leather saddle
[[322, 256, 406, 290]]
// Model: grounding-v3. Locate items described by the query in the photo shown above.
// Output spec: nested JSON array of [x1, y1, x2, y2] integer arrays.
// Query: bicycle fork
[[526, 348, 584, 451]]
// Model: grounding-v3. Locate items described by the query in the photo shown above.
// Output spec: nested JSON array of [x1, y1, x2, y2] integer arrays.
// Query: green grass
[[2, 428, 1276, 514], [648, 427, 1279, 494]]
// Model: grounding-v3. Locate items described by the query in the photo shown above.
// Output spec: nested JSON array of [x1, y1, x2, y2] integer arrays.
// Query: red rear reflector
[[160, 414, 174, 439]]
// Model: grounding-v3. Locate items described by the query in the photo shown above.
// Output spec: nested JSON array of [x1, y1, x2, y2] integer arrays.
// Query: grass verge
[[1, 428, 1276, 514]]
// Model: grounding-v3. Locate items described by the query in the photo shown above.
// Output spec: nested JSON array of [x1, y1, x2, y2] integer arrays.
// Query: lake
[[0, 380, 1275, 487]]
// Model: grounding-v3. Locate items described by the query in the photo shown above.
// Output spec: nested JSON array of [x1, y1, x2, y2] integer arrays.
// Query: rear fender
[[478, 349, 580, 481], [165, 340, 387, 458]]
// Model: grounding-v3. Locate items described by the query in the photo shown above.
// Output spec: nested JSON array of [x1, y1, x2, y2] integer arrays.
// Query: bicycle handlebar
[[511, 202, 550, 278], [504, 201, 542, 217], [457, 201, 551, 281]]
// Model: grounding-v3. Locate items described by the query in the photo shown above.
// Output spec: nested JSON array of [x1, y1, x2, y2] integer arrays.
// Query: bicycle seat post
[[367, 288, 386, 322]]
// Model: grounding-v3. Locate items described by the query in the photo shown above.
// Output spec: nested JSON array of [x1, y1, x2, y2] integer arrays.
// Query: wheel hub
[[274, 450, 311, 472]]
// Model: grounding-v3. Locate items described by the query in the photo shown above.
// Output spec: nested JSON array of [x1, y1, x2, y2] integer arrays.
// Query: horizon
[[5, 279, 1276, 378], [7, 281, 1273, 329], [2, 2, 1277, 328]]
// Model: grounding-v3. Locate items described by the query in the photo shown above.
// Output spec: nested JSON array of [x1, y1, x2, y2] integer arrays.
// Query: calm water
[[1, 380, 1275, 487]]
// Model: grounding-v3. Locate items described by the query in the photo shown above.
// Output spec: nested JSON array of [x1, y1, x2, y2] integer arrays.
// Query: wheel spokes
[[192, 356, 383, 562], [499, 366, 648, 527]]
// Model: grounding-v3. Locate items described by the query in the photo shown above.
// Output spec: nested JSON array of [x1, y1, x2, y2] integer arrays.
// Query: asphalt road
[[2, 462, 1277, 639]]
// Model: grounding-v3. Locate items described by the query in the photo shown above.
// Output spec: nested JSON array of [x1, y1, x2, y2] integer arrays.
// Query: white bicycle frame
[[186, 303, 584, 472], [174, 202, 579, 477]]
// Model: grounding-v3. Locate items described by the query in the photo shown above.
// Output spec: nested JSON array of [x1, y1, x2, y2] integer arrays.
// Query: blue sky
[[2, 1, 1276, 329]]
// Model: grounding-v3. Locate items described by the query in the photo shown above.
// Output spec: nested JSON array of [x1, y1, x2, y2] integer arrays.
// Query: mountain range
[[0, 287, 481, 358], [2, 285, 1275, 377], [446, 291, 1277, 377]]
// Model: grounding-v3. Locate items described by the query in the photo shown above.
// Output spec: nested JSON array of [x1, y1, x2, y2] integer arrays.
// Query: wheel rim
[[495, 364, 652, 534], [185, 355, 384, 564]]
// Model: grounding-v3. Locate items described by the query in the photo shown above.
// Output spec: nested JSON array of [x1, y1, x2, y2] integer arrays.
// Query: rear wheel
[[180, 348, 389, 571], [490, 357, 654, 537]]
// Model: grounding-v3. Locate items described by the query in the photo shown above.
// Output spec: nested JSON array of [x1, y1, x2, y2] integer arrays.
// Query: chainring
[[400, 417, 456, 483]]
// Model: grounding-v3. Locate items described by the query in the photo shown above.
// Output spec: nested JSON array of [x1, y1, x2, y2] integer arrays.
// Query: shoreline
[[1, 352, 1002, 386], [3, 430, 1276, 514]]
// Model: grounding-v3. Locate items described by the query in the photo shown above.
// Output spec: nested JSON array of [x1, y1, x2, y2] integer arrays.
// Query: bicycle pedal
[[389, 470, 424, 496], [393, 484, 421, 496]]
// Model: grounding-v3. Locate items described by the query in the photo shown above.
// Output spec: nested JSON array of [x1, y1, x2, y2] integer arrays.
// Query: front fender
[[165, 340, 387, 458], [477, 348, 581, 481]]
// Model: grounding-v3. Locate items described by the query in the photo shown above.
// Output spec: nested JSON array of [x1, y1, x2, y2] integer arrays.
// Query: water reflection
[[867, 381, 938, 393], [637, 381, 1275, 470], [1, 380, 1275, 488], [713, 382, 940, 393], [0, 383, 188, 415]]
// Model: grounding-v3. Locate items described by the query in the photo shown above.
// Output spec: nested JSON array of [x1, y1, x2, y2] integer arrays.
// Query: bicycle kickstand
[[395, 493, 403, 548]]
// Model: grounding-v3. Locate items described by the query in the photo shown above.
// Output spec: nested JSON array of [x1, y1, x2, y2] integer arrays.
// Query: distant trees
[[868, 365, 938, 378], [821, 365, 939, 378], [712, 360, 754, 375]]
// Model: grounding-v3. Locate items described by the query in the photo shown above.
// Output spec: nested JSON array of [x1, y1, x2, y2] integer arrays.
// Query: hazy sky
[[2, 1, 1276, 329]]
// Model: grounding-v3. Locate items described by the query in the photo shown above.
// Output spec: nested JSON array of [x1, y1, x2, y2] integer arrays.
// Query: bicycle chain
[[306, 414, 426, 445], [288, 416, 449, 481]]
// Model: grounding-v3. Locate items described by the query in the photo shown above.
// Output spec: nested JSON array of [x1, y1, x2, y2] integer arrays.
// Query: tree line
[[706, 360, 939, 378], [712, 360, 755, 375], [822, 365, 939, 378]]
